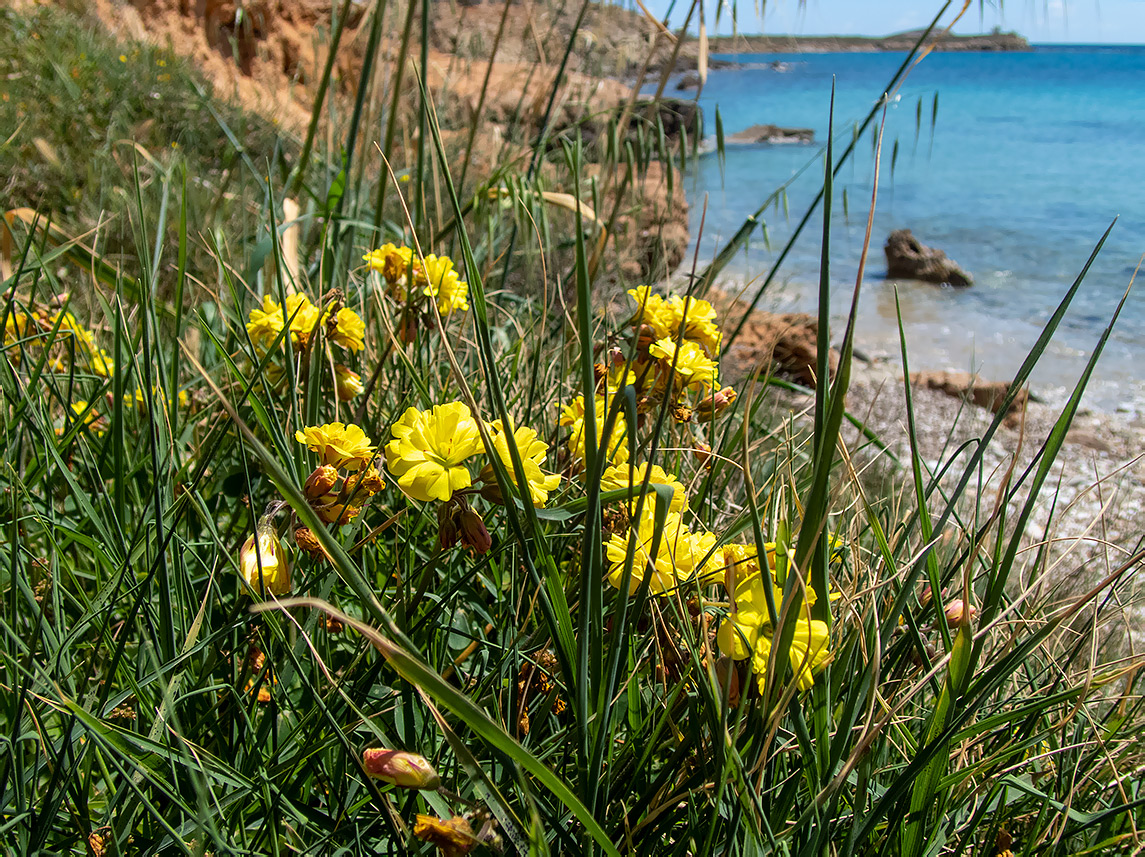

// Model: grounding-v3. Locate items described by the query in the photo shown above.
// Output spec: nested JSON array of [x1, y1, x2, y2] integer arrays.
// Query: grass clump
[[2, 1, 1144, 855]]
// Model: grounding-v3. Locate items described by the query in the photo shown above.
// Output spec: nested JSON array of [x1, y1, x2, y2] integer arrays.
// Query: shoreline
[[679, 29, 1030, 61]]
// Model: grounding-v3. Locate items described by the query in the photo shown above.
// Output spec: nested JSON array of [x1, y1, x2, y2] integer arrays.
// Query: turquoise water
[[681, 46, 1145, 411]]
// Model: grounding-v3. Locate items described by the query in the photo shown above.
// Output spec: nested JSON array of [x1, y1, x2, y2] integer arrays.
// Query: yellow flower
[[600, 462, 686, 514], [246, 296, 285, 349], [716, 560, 775, 660], [295, 422, 377, 470], [239, 522, 291, 596], [605, 510, 717, 596], [716, 541, 831, 690], [284, 293, 323, 345], [329, 307, 365, 352], [333, 364, 363, 400], [480, 420, 561, 507], [628, 286, 671, 339], [628, 288, 722, 354], [559, 395, 629, 467], [385, 402, 483, 502], [363, 243, 414, 291], [4, 312, 29, 345], [51, 311, 114, 376], [661, 294, 722, 354], [648, 338, 719, 389], [751, 616, 829, 692], [420, 254, 469, 315]]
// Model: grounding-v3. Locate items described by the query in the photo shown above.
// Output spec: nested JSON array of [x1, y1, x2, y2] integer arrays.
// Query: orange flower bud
[[304, 465, 341, 500], [361, 748, 441, 790], [695, 386, 737, 421]]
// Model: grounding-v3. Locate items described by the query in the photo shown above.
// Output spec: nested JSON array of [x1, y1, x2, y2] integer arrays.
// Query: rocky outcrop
[[909, 371, 1027, 417], [560, 97, 702, 151], [727, 124, 814, 145], [885, 230, 972, 286]]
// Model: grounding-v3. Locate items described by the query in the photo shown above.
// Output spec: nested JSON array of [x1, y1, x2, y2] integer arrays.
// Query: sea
[[674, 45, 1145, 413]]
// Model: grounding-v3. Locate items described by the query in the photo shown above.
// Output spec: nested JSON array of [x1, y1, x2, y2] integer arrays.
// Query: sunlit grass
[[2, 1, 1144, 855]]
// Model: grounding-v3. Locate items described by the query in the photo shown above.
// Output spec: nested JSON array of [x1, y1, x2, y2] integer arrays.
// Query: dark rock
[[884, 229, 972, 286], [726, 124, 814, 145], [676, 71, 702, 91]]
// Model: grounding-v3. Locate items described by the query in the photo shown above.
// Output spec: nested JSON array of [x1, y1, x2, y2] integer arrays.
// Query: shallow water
[[678, 46, 1145, 412]]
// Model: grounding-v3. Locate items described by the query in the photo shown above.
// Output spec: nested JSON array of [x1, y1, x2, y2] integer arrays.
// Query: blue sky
[[640, 0, 1145, 44]]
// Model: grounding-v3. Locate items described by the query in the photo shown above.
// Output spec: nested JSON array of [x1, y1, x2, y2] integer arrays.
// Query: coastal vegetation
[[1, 1, 1142, 855]]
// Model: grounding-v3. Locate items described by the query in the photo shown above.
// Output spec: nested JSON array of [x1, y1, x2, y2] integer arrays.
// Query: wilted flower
[[293, 525, 326, 559], [333, 364, 363, 400], [296, 422, 377, 470], [363, 243, 414, 293], [361, 748, 441, 790], [692, 441, 713, 466], [479, 420, 561, 507], [385, 402, 483, 502], [239, 520, 291, 596], [413, 814, 477, 857]]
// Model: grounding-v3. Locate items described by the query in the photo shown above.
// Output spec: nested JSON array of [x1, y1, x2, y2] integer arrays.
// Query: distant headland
[[687, 28, 1030, 56]]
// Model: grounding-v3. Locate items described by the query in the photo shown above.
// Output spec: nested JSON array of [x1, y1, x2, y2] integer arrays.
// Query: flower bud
[[692, 441, 713, 466], [458, 506, 492, 555], [695, 386, 737, 421], [477, 464, 505, 505], [455, 506, 492, 552], [305, 465, 341, 500], [944, 598, 977, 627], [362, 748, 441, 790], [239, 520, 291, 596], [438, 503, 461, 551], [334, 364, 364, 401], [715, 656, 741, 708]]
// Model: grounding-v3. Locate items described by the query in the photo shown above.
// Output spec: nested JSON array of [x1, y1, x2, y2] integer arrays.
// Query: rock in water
[[726, 124, 815, 144], [884, 229, 973, 286]]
